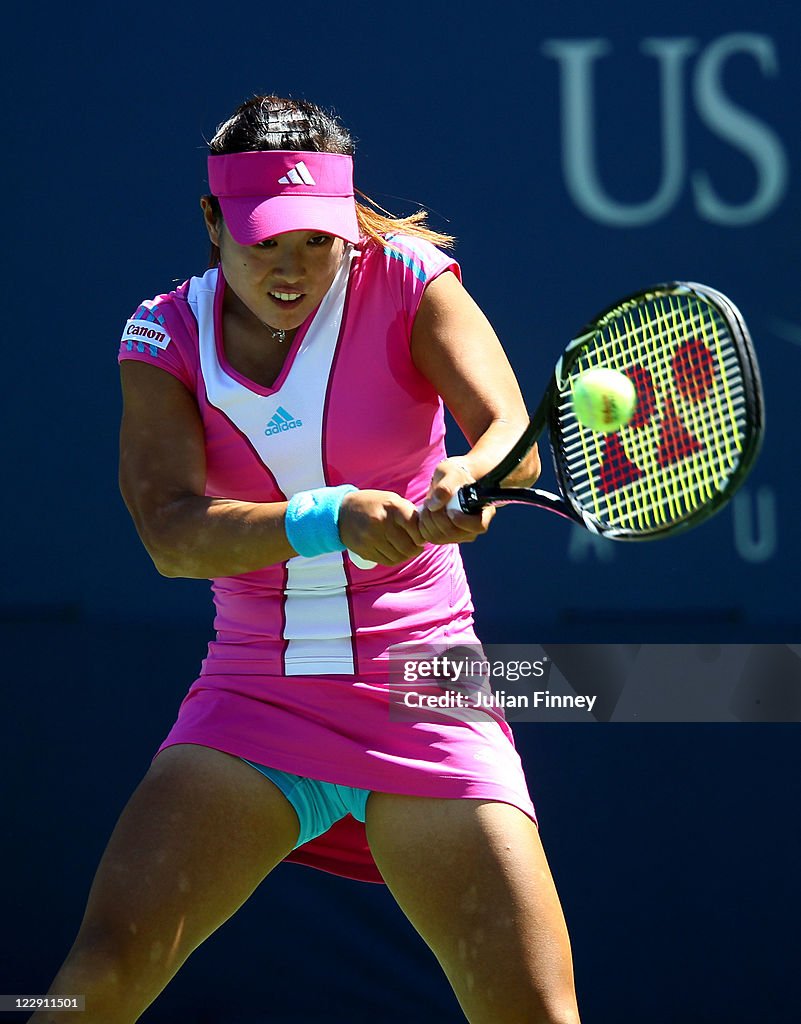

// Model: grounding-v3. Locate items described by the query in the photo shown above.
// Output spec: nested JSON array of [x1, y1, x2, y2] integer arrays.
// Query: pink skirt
[[156, 669, 537, 883]]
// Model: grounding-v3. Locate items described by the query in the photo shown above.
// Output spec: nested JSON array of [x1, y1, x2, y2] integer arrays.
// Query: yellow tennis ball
[[571, 367, 637, 433]]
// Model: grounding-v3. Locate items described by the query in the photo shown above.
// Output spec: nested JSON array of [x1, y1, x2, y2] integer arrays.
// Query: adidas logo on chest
[[265, 406, 304, 436]]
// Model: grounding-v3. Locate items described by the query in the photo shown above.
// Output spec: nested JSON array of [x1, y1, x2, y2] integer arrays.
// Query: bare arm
[[119, 360, 296, 577], [412, 270, 540, 486], [119, 361, 423, 576], [410, 271, 540, 543]]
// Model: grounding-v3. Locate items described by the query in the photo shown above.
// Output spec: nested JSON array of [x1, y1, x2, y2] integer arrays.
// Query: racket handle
[[349, 492, 473, 568], [447, 486, 480, 514], [348, 550, 377, 570], [348, 499, 428, 569]]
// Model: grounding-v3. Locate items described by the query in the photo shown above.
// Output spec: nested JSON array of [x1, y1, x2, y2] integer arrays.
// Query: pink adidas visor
[[208, 150, 359, 246]]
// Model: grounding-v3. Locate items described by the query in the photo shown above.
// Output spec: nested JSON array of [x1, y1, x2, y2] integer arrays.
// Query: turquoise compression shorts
[[242, 760, 371, 848]]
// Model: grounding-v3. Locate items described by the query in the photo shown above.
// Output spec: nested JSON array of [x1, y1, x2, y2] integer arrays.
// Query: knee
[[539, 1007, 581, 1024], [463, 983, 580, 1024], [527, 990, 582, 1024], [494, 1002, 579, 1024], [55, 923, 169, 1019], [528, 985, 582, 1024], [61, 925, 128, 984], [482, 982, 581, 1024]]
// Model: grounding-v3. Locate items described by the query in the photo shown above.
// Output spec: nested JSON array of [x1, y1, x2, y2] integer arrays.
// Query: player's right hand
[[418, 458, 496, 546], [339, 489, 426, 566]]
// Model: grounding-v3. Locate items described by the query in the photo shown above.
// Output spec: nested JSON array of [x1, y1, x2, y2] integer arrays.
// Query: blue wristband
[[285, 485, 358, 558]]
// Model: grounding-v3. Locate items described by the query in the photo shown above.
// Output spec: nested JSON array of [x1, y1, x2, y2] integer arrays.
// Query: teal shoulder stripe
[[384, 241, 427, 282]]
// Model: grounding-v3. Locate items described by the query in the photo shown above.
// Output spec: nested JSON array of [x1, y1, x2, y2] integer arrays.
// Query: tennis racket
[[446, 281, 764, 539], [348, 281, 763, 567]]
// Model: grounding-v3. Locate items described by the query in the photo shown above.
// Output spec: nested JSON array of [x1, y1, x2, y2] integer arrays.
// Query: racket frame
[[456, 281, 764, 540]]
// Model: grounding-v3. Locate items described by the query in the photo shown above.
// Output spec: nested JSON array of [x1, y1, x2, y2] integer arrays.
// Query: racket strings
[[556, 294, 749, 532], [619, 299, 721, 526], [605, 301, 745, 525]]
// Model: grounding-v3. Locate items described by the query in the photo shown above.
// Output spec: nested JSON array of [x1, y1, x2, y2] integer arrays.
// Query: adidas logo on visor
[[278, 161, 316, 186], [265, 406, 304, 436]]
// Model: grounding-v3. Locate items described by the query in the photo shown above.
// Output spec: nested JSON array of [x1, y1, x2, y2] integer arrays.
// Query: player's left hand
[[418, 458, 496, 545]]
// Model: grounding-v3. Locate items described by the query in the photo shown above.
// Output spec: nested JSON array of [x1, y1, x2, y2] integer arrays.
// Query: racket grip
[[348, 550, 377, 570], [448, 487, 480, 514], [349, 491, 472, 567]]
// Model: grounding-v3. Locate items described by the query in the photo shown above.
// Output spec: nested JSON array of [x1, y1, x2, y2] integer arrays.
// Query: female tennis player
[[30, 95, 581, 1024]]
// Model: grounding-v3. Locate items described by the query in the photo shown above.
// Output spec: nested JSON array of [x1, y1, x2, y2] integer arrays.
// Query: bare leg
[[365, 795, 581, 1024], [29, 744, 300, 1024]]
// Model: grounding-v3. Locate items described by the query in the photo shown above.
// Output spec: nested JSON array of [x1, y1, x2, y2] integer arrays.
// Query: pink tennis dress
[[118, 235, 536, 882]]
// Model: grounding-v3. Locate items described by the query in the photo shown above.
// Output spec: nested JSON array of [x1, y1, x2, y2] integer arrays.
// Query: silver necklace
[[260, 320, 287, 344]]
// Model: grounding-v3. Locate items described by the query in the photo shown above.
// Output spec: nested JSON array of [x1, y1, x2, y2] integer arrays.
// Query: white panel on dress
[[189, 254, 357, 675]]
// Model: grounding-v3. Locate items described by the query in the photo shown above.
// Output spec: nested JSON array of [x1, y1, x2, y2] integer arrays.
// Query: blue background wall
[[3, 1, 800, 1021]]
